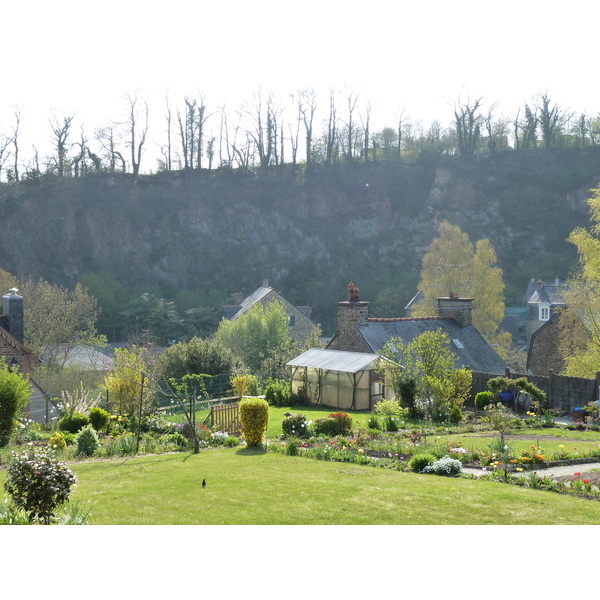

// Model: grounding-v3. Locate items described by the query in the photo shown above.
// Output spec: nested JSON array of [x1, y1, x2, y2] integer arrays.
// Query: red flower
[[584, 479, 590, 484], [329, 440, 335, 445], [574, 472, 581, 476]]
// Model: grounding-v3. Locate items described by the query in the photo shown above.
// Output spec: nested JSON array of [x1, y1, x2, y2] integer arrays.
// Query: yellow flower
[[516, 468, 523, 472], [358, 448, 364, 453]]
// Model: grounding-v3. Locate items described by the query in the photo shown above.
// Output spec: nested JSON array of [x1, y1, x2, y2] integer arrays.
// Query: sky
[[2, 0, 599, 172]]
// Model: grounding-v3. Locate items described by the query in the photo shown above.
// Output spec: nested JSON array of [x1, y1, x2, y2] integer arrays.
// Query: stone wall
[[527, 316, 565, 375]]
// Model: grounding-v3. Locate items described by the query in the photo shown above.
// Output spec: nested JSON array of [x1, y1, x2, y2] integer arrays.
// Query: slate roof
[[287, 348, 382, 374], [404, 290, 424, 313], [224, 285, 313, 321], [229, 285, 273, 319], [357, 316, 506, 374], [528, 284, 568, 306]]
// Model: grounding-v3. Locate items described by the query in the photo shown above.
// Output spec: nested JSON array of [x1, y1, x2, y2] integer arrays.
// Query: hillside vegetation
[[1, 148, 599, 331]]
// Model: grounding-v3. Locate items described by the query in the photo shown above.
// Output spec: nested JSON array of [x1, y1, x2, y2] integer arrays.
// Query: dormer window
[[539, 304, 550, 321], [287, 315, 295, 327]]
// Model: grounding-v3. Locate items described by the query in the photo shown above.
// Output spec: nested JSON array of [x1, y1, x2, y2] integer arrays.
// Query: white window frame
[[539, 304, 550, 321]]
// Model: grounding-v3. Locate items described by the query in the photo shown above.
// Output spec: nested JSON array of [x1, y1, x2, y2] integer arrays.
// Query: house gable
[[224, 281, 315, 345]]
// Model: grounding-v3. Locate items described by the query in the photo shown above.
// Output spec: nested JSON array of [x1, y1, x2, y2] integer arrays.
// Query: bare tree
[[176, 96, 209, 170], [0, 133, 11, 182], [515, 101, 539, 150], [163, 95, 173, 172], [242, 88, 276, 168], [123, 93, 149, 176], [49, 114, 74, 176], [95, 125, 126, 173], [360, 99, 372, 162], [10, 108, 21, 182], [539, 93, 569, 149], [324, 88, 339, 164], [341, 89, 359, 160], [453, 96, 483, 157], [71, 127, 90, 177], [288, 99, 301, 165], [395, 107, 408, 160], [295, 88, 317, 166]]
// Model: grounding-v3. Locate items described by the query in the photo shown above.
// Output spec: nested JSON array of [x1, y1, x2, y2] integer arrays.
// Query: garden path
[[462, 462, 600, 481]]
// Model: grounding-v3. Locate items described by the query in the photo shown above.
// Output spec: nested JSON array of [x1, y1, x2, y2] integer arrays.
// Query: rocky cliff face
[[1, 149, 598, 323]]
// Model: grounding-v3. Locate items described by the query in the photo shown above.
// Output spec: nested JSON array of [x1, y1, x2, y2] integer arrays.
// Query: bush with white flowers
[[211, 431, 230, 446], [282, 413, 310, 439], [421, 456, 462, 476]]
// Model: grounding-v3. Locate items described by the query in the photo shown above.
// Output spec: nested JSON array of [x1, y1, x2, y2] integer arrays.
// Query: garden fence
[[204, 398, 240, 435]]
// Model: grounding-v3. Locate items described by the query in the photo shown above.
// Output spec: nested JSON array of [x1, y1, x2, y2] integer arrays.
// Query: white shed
[[287, 348, 396, 411]]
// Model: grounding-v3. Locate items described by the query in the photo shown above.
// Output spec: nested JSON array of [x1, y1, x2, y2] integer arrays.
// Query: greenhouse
[[287, 348, 397, 411]]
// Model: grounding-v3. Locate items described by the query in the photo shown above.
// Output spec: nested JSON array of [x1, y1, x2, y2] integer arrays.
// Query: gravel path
[[463, 462, 600, 479]]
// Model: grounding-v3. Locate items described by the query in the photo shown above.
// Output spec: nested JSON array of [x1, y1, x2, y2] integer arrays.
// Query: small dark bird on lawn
[[202, 479, 206, 488]]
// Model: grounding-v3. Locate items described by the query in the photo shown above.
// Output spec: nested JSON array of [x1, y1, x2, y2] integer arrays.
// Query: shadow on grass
[[235, 447, 268, 457]]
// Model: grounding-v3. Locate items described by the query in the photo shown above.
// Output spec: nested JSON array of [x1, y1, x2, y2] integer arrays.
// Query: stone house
[[526, 307, 588, 376], [526, 277, 568, 343], [223, 279, 316, 345], [327, 282, 506, 374], [0, 289, 50, 423]]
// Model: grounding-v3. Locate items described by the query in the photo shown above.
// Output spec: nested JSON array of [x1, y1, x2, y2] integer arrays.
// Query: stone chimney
[[262, 279, 270, 288], [327, 282, 371, 352], [436, 292, 473, 328], [234, 292, 244, 304], [2, 288, 24, 344]]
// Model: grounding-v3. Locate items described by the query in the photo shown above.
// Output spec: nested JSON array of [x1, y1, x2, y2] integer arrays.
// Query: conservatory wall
[[291, 366, 375, 411]]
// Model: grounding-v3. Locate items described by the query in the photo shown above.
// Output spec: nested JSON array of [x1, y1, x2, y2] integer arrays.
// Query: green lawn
[[4, 448, 600, 525], [167, 403, 374, 437]]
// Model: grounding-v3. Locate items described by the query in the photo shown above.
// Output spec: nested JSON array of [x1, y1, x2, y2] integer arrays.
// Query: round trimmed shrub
[[49, 431, 67, 450], [89, 407, 111, 432], [408, 453, 436, 473], [76, 424, 100, 457], [475, 391, 495, 411], [313, 418, 338, 437], [224, 435, 240, 447], [449, 405, 463, 425], [58, 411, 90, 434]]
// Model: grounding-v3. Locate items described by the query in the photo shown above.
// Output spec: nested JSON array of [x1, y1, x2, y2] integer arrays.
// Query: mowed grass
[[167, 404, 373, 437], [4, 449, 600, 525]]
